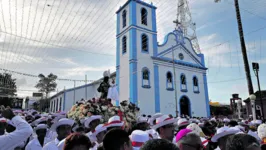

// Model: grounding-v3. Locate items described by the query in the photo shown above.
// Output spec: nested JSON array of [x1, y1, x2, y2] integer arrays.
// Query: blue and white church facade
[[116, 0, 210, 117], [49, 0, 210, 117]]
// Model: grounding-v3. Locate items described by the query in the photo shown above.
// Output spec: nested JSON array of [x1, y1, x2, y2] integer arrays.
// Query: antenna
[[173, 0, 201, 54]]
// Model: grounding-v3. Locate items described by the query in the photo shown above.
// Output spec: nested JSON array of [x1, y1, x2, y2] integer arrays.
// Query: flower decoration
[[67, 98, 139, 126]]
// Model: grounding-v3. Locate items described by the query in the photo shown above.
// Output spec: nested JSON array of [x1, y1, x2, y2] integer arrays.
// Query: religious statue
[[97, 71, 111, 99]]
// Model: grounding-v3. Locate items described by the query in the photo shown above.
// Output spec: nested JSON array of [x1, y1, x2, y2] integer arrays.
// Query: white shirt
[[248, 130, 261, 142], [90, 141, 100, 150], [43, 138, 60, 150], [0, 116, 33, 150], [57, 138, 66, 150], [46, 130, 58, 140], [87, 132, 97, 143], [25, 137, 51, 150]]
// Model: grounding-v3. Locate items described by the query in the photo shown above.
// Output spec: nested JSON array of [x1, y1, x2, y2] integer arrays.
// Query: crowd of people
[[0, 104, 266, 150]]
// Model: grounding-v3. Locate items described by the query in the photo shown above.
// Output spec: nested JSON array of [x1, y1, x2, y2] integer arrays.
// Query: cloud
[[16, 78, 27, 86], [60, 65, 116, 77]]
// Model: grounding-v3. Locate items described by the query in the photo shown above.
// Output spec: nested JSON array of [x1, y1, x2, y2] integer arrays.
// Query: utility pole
[[215, 0, 254, 116], [171, 46, 178, 117], [85, 75, 87, 100], [73, 81, 76, 105]]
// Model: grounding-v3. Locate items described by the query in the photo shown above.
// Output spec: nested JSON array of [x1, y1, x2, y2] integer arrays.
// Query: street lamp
[[237, 99, 242, 119], [249, 94, 256, 121], [252, 62, 264, 119]]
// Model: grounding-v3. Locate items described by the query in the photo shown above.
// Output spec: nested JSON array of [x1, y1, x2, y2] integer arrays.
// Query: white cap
[[84, 115, 102, 128], [104, 116, 124, 128], [211, 127, 240, 142], [136, 116, 147, 124], [130, 130, 149, 150], [258, 123, 266, 140], [152, 115, 177, 130], [34, 124, 48, 131], [177, 118, 189, 127], [50, 118, 75, 131], [92, 124, 107, 136]]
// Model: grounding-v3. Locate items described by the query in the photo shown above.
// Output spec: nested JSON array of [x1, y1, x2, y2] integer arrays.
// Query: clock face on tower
[[179, 53, 184, 60]]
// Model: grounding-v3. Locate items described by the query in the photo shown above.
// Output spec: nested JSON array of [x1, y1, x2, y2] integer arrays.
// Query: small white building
[[49, 73, 116, 113], [50, 0, 210, 117]]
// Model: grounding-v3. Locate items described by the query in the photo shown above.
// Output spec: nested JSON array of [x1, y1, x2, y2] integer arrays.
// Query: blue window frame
[[142, 67, 151, 88], [141, 8, 147, 26], [122, 10, 127, 28], [180, 74, 187, 92], [166, 71, 174, 91], [122, 36, 127, 54], [141, 34, 148, 53], [193, 76, 199, 93]]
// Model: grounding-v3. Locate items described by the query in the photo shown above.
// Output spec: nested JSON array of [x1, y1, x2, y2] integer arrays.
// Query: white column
[[249, 94, 257, 121], [251, 100, 256, 120], [237, 100, 242, 119]]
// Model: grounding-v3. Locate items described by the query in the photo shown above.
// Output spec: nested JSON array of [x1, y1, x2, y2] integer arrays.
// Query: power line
[[0, 68, 95, 82]]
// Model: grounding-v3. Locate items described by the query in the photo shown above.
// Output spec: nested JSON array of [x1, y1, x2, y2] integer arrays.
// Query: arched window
[[141, 8, 147, 25], [141, 34, 148, 52], [122, 36, 127, 54], [180, 74, 187, 92], [142, 68, 150, 88], [122, 10, 127, 28], [166, 72, 174, 90], [193, 76, 199, 93]]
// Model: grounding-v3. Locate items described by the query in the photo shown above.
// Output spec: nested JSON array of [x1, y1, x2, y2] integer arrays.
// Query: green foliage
[[35, 73, 57, 98], [210, 105, 233, 116], [0, 73, 17, 107]]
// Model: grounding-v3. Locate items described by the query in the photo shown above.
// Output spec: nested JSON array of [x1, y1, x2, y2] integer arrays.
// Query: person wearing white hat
[[0, 108, 33, 150], [148, 113, 163, 126], [223, 118, 230, 126], [104, 115, 124, 131], [84, 115, 102, 131], [135, 116, 149, 131], [152, 115, 177, 142], [43, 118, 74, 150], [130, 130, 150, 150], [211, 126, 240, 150], [84, 115, 102, 143], [145, 113, 163, 140], [177, 118, 189, 130], [0, 117, 7, 135], [89, 124, 107, 150], [186, 123, 208, 148], [25, 124, 51, 150], [258, 123, 266, 149]]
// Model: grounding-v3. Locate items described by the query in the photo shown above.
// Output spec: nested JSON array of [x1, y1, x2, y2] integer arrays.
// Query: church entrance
[[180, 96, 190, 117]]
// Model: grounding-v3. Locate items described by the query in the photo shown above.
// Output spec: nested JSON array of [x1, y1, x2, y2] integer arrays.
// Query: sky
[[0, 0, 265, 104]]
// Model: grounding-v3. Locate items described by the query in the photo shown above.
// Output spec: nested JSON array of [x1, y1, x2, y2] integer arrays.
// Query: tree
[[0, 73, 17, 107], [35, 73, 57, 112], [215, 0, 254, 115], [35, 73, 57, 98]]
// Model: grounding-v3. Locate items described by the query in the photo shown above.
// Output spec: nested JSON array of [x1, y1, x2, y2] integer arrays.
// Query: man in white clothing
[[25, 124, 51, 150], [0, 108, 33, 150], [90, 124, 107, 150], [43, 118, 74, 150]]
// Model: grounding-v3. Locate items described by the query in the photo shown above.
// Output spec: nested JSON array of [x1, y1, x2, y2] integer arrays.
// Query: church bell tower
[[116, 0, 157, 105]]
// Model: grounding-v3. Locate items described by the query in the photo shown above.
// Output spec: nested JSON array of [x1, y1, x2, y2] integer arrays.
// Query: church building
[[49, 0, 210, 117], [116, 0, 210, 117]]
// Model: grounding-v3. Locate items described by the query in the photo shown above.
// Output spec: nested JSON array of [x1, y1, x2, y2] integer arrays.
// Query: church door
[[180, 96, 190, 117]]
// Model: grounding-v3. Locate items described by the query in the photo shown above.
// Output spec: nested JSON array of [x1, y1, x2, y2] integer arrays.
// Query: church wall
[[157, 34, 178, 54], [157, 64, 208, 117], [50, 93, 64, 113], [161, 46, 202, 66], [118, 31, 130, 102]]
